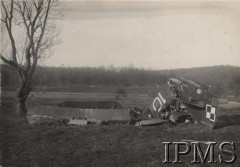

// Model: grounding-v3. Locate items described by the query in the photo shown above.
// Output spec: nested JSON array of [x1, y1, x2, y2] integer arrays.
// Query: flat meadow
[[1, 86, 240, 166]]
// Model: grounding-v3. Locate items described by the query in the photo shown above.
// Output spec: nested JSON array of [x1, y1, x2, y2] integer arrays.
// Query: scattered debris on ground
[[68, 119, 88, 125], [27, 114, 69, 125]]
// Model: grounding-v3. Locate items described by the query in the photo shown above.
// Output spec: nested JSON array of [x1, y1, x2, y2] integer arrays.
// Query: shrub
[[115, 87, 127, 98]]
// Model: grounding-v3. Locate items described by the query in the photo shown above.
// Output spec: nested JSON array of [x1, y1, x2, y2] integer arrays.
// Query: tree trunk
[[16, 97, 27, 117], [16, 82, 31, 117]]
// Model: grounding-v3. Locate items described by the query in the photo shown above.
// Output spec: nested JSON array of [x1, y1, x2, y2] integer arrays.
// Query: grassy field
[[1, 90, 240, 167]]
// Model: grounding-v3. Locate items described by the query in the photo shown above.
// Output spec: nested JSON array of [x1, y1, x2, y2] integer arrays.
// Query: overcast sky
[[2, 1, 240, 69]]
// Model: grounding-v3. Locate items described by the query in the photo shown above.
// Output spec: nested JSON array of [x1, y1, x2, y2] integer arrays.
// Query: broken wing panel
[[148, 91, 167, 118]]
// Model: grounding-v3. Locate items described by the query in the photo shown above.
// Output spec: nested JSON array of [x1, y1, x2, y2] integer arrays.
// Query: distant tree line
[[229, 74, 240, 97], [1, 65, 168, 88]]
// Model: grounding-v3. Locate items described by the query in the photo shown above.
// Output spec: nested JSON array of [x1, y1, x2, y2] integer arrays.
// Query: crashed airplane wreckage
[[132, 77, 240, 128], [27, 78, 240, 128]]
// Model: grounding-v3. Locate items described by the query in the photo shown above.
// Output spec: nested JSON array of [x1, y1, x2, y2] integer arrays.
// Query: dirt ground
[[1, 94, 240, 167]]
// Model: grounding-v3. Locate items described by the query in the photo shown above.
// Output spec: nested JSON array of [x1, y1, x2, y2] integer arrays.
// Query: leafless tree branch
[[1, 0, 63, 116]]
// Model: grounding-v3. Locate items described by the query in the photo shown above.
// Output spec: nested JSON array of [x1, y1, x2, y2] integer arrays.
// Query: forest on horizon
[[1, 64, 240, 96]]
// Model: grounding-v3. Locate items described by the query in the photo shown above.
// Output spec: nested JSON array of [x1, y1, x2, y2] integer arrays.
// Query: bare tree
[[1, 0, 63, 116]]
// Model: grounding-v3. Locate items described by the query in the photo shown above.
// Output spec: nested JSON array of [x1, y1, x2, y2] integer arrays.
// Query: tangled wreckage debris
[[129, 105, 195, 126], [128, 77, 240, 128], [27, 78, 240, 128], [148, 77, 240, 128]]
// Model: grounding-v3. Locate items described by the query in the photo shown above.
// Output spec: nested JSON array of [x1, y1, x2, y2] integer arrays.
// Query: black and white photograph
[[1, 0, 240, 166]]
